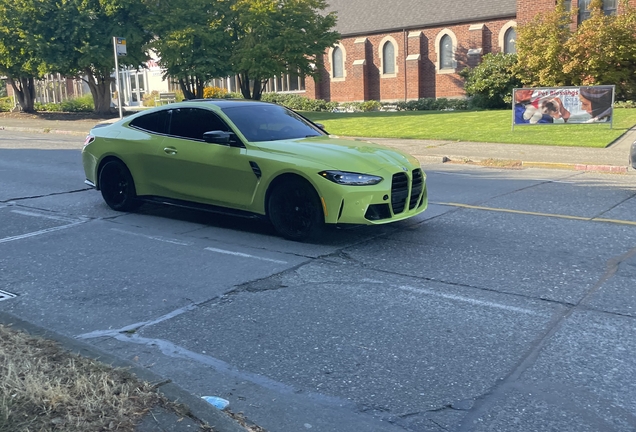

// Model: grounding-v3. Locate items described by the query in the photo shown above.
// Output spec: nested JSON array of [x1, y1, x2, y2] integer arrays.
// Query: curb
[[522, 161, 630, 173], [416, 155, 631, 174], [0, 311, 248, 432], [0, 126, 88, 136]]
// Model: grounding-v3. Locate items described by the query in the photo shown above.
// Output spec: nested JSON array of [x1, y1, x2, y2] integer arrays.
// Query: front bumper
[[320, 168, 428, 225]]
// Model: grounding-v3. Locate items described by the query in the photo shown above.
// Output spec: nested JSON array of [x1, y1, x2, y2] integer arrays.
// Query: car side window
[[168, 108, 230, 141], [129, 110, 169, 134]]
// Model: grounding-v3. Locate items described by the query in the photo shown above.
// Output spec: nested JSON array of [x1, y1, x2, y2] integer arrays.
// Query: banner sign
[[115, 37, 127, 56], [513, 86, 614, 125]]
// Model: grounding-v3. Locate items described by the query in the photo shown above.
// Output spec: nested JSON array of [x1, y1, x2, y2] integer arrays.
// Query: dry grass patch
[[0, 324, 197, 431]]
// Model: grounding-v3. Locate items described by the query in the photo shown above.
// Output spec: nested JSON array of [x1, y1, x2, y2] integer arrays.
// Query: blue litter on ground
[[201, 396, 230, 410]]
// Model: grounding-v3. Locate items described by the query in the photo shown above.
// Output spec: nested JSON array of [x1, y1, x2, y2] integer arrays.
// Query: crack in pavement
[[455, 245, 636, 431], [0, 187, 93, 203]]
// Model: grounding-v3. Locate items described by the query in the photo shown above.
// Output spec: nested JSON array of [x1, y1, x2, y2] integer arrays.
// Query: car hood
[[252, 135, 419, 173]]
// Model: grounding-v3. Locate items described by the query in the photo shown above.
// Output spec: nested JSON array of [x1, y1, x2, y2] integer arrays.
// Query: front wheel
[[268, 179, 324, 241], [98, 160, 140, 212]]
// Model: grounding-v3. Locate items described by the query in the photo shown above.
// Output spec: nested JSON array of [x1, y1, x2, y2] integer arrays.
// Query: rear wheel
[[98, 160, 140, 211], [268, 178, 324, 241]]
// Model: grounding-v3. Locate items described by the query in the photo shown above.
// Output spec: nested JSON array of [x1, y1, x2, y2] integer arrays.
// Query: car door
[[152, 107, 259, 209]]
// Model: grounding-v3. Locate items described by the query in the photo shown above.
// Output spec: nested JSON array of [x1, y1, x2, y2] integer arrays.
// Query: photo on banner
[[513, 86, 614, 125]]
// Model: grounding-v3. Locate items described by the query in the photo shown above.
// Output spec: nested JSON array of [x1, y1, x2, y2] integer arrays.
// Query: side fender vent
[[249, 161, 262, 179]]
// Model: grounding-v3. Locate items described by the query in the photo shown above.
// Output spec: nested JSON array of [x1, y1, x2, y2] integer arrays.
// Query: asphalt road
[[1, 131, 636, 432]]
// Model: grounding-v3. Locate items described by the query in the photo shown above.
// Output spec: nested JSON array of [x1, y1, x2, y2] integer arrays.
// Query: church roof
[[326, 0, 517, 36]]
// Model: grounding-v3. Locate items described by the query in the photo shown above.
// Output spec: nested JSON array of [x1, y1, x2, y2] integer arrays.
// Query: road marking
[[398, 285, 539, 315], [11, 209, 82, 223], [205, 247, 288, 264], [429, 171, 581, 184], [0, 221, 85, 244], [110, 228, 192, 246], [0, 289, 17, 301], [434, 202, 636, 227]]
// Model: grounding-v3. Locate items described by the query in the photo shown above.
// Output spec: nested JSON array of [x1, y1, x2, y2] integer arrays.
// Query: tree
[[459, 53, 522, 108], [41, 0, 152, 114], [0, 0, 49, 112], [142, 0, 234, 99], [513, 0, 574, 87], [514, 0, 636, 100], [564, 0, 636, 100], [229, 0, 339, 100]]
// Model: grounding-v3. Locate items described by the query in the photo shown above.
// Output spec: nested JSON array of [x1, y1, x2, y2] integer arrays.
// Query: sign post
[[112, 37, 127, 119]]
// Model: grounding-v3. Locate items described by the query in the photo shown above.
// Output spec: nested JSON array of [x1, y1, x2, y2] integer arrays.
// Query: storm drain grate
[[0, 290, 17, 302]]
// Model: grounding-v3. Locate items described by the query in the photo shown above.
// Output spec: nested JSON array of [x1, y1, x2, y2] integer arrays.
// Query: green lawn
[[302, 108, 636, 148]]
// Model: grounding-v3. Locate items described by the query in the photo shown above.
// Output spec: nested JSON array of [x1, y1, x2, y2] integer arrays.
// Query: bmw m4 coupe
[[82, 100, 427, 241]]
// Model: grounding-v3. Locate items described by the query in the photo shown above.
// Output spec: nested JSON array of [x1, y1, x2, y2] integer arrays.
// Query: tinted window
[[333, 47, 344, 78], [383, 42, 395, 74], [129, 110, 169, 134], [504, 28, 516, 54], [222, 104, 324, 142], [169, 108, 230, 140], [440, 35, 453, 69]]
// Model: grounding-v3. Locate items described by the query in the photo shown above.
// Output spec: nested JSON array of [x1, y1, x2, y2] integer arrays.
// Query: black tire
[[98, 160, 140, 212], [268, 178, 324, 241]]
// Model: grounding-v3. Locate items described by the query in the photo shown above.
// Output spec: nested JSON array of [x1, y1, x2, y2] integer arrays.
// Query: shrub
[[143, 91, 159, 107], [615, 100, 636, 109], [396, 98, 469, 111], [260, 93, 333, 111], [460, 53, 521, 109], [0, 96, 13, 112], [35, 94, 94, 112], [203, 86, 228, 98]]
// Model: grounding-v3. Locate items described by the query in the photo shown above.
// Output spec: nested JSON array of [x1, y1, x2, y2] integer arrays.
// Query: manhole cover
[[0, 290, 17, 301]]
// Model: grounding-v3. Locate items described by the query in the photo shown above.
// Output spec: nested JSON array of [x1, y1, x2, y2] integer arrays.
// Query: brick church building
[[304, 0, 628, 102]]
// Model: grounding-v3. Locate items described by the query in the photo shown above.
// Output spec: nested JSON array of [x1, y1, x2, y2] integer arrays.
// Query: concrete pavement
[[0, 112, 634, 173], [0, 111, 634, 431]]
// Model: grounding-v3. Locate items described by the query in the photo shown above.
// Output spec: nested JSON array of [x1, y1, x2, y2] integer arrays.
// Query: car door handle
[[164, 147, 177, 155]]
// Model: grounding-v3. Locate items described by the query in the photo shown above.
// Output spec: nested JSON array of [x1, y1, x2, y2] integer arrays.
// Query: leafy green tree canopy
[[564, 0, 636, 100], [514, 0, 636, 100], [41, 0, 152, 114], [513, 0, 574, 88], [142, 0, 234, 99], [229, 0, 340, 100], [0, 0, 52, 112]]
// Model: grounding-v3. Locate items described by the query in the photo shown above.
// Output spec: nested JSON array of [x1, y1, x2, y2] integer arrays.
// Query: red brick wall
[[311, 0, 636, 103], [313, 17, 514, 102]]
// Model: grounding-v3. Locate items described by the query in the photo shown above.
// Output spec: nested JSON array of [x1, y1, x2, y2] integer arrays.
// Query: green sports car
[[82, 100, 427, 241]]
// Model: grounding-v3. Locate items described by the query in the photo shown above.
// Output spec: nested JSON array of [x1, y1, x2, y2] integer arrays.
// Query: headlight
[[319, 170, 383, 186]]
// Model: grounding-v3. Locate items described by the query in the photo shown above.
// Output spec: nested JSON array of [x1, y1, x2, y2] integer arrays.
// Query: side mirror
[[203, 131, 231, 145], [315, 123, 325, 130]]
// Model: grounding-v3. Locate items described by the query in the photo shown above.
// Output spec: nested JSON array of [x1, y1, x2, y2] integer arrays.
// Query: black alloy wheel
[[268, 178, 324, 241], [98, 160, 140, 212]]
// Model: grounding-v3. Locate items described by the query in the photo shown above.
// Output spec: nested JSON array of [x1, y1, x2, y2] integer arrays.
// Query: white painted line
[[398, 285, 539, 316], [205, 247, 288, 264], [0, 222, 85, 244], [0, 289, 17, 301], [110, 228, 191, 246], [12, 209, 81, 223], [430, 171, 577, 183]]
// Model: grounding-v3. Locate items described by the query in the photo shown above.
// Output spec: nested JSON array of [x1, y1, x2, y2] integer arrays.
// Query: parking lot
[[1, 131, 636, 432]]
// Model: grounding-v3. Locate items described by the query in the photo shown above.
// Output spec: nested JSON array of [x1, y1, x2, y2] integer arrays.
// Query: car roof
[[184, 99, 276, 108]]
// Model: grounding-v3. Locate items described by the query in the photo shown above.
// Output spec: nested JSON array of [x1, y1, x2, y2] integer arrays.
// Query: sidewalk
[[0, 112, 634, 173]]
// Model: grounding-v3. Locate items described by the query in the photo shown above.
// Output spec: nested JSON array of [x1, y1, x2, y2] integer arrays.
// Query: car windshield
[[222, 104, 325, 142]]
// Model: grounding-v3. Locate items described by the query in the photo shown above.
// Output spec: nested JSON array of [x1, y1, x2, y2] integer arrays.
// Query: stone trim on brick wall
[[434, 28, 458, 73], [328, 44, 347, 82]]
